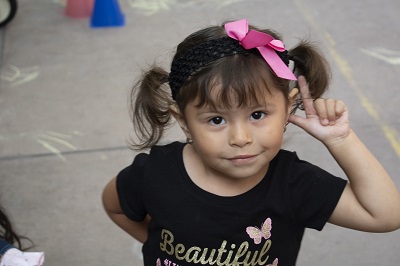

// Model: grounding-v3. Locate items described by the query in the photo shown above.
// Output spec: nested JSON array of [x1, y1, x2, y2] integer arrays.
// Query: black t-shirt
[[117, 142, 347, 266]]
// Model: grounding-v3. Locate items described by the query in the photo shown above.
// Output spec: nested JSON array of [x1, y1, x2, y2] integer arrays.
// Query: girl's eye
[[209, 117, 226, 125], [250, 111, 266, 120]]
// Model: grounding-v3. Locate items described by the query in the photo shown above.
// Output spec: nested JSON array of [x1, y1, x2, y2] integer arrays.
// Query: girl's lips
[[229, 154, 258, 164]]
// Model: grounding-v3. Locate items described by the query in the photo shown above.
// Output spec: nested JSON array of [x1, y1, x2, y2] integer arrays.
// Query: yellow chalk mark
[[17, 131, 82, 161], [127, 0, 175, 15], [53, 0, 66, 6], [0, 65, 40, 87], [325, 43, 382, 121], [381, 125, 400, 156], [215, 0, 246, 8], [38, 134, 78, 151], [323, 32, 336, 47], [0, 65, 20, 81], [127, 0, 246, 15], [359, 95, 380, 121], [294, 0, 400, 158], [36, 139, 66, 161]]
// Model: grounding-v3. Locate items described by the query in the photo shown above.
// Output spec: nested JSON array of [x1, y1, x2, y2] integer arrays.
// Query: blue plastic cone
[[90, 0, 125, 28]]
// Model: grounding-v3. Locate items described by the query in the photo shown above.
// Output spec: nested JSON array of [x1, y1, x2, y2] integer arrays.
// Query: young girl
[[102, 19, 400, 266]]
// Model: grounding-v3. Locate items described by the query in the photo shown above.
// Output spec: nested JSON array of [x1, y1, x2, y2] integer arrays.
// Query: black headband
[[168, 37, 289, 100]]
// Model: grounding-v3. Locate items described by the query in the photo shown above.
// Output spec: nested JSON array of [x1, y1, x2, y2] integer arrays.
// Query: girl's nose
[[229, 123, 252, 147]]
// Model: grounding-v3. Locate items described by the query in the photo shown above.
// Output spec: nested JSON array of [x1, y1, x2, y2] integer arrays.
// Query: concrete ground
[[1, 0, 399, 265]]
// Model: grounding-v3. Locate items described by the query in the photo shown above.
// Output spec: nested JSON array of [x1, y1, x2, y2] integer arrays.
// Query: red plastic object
[[65, 0, 93, 19]]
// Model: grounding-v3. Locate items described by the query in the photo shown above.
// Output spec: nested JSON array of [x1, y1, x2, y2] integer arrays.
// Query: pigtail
[[288, 40, 331, 112], [130, 66, 172, 150]]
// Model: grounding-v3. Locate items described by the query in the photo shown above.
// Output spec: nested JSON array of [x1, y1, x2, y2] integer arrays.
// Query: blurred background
[[0, 0, 399, 265]]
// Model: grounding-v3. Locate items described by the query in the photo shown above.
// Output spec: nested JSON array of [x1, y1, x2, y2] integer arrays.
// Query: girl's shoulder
[[119, 142, 185, 178], [131, 141, 185, 171], [131, 141, 185, 163], [149, 141, 186, 154], [274, 149, 332, 177], [274, 149, 301, 166]]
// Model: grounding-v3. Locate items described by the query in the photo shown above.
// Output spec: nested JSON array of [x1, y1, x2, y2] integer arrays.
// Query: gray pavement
[[1, 0, 399, 265]]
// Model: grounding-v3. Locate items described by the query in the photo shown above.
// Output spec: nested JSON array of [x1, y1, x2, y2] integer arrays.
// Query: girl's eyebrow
[[196, 106, 221, 114], [198, 102, 275, 114], [195, 104, 230, 114]]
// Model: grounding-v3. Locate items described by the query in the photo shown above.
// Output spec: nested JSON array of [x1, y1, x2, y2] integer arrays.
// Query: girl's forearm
[[102, 177, 149, 243], [326, 130, 400, 230], [107, 213, 149, 243]]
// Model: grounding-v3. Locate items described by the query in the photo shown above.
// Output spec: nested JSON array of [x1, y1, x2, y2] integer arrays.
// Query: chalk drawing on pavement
[[19, 131, 83, 161], [127, 0, 246, 16], [0, 65, 40, 87], [361, 47, 400, 65]]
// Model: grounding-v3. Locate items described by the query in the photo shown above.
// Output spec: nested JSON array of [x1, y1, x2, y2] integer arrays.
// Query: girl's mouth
[[229, 154, 258, 164]]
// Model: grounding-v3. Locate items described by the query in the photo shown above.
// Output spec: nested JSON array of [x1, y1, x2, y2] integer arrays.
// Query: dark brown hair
[[130, 21, 330, 150], [0, 206, 33, 250]]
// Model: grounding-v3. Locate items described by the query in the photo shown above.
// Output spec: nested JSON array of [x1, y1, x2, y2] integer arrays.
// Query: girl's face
[[173, 85, 297, 195]]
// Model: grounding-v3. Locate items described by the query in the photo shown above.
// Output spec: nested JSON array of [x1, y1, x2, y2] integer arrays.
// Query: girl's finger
[[325, 99, 337, 125], [314, 99, 346, 126], [335, 100, 347, 117], [313, 98, 329, 125], [298, 76, 316, 116]]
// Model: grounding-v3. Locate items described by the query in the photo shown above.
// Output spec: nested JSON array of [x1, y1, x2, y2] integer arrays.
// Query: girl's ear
[[287, 88, 299, 112], [286, 88, 299, 120], [169, 104, 191, 138], [288, 88, 299, 104]]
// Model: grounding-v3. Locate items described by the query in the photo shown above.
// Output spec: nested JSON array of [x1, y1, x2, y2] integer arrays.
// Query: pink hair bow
[[225, 19, 297, 80]]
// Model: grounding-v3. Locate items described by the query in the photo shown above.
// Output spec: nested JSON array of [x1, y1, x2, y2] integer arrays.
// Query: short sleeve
[[116, 153, 149, 222], [288, 155, 347, 230]]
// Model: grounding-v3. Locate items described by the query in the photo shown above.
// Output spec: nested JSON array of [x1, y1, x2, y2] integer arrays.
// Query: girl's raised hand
[[288, 76, 350, 146]]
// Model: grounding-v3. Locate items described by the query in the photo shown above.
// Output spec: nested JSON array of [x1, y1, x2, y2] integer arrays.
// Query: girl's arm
[[289, 76, 400, 232], [102, 177, 150, 243]]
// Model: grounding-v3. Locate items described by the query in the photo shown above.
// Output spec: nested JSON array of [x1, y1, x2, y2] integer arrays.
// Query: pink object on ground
[[65, 0, 94, 18]]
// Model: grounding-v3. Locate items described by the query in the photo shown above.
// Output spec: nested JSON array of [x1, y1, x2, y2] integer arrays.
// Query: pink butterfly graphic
[[267, 258, 278, 266], [246, 217, 272, 244]]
